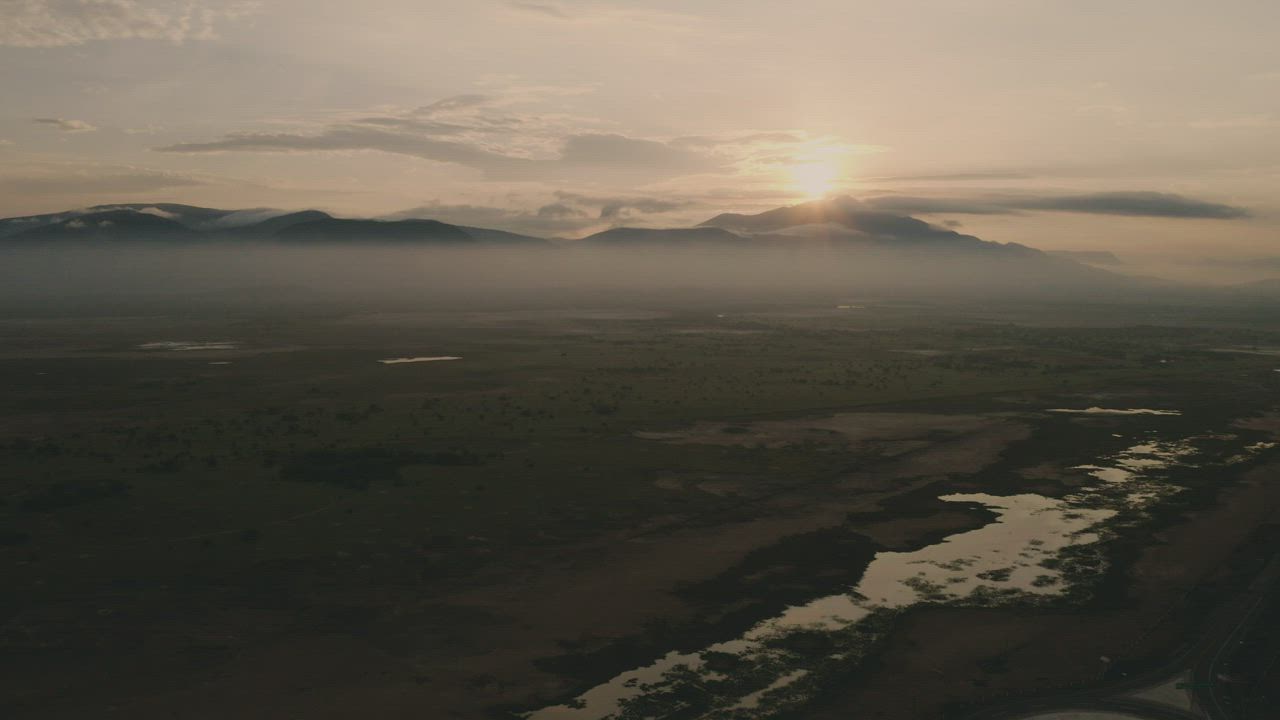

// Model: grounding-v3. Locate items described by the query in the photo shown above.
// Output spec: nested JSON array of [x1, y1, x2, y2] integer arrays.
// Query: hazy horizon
[[8, 8, 1280, 720], [2, 0, 1278, 273]]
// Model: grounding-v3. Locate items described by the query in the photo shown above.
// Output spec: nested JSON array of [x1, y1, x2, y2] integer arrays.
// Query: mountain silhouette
[[701, 196, 1010, 249], [274, 218, 474, 243], [7, 209, 202, 241], [224, 210, 334, 238], [579, 227, 748, 246]]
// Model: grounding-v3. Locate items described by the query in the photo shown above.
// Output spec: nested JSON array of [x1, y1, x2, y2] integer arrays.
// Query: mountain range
[[0, 197, 1059, 252], [0, 197, 1137, 290], [8, 197, 1278, 297]]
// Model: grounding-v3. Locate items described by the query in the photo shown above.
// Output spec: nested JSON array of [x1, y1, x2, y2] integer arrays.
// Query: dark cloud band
[[864, 191, 1248, 220]]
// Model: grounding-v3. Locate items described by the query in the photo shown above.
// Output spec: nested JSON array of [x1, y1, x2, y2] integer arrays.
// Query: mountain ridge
[[0, 199, 1138, 292]]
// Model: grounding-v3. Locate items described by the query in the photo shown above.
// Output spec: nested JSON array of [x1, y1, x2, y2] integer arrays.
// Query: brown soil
[[636, 412, 999, 450], [809, 460, 1280, 720], [13, 416, 1029, 720]]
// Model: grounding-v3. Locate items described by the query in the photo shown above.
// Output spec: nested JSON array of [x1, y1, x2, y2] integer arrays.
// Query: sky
[[1, 0, 1277, 262]]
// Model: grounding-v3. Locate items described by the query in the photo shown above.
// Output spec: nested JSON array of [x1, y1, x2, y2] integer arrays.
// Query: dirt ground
[[635, 412, 999, 450], [14, 415, 1031, 720], [9, 307, 1280, 720], [807, 459, 1280, 720]]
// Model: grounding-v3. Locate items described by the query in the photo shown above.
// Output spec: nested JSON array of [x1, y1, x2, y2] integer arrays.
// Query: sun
[[788, 158, 841, 200]]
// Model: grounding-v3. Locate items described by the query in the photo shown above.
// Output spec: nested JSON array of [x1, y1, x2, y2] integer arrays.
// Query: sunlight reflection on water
[[526, 432, 1195, 720]]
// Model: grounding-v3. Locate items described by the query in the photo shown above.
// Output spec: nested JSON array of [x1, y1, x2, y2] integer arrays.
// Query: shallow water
[[378, 356, 462, 364], [1210, 347, 1280, 356], [527, 433, 1195, 720], [528, 495, 1110, 720], [1047, 407, 1181, 416], [139, 341, 239, 351], [1024, 707, 1146, 712], [1074, 438, 1194, 485]]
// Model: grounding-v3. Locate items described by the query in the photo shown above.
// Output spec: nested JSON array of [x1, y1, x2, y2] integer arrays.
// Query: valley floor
[[3, 297, 1280, 719]]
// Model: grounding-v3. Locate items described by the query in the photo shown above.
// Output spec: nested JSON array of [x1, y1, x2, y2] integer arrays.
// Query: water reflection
[[1047, 407, 1181, 416], [138, 340, 239, 351], [527, 433, 1196, 720], [378, 356, 462, 364]]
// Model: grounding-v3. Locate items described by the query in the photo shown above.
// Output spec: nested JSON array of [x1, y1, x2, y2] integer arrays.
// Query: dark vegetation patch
[[975, 651, 1011, 675], [278, 446, 482, 489], [848, 480, 999, 535], [20, 480, 130, 512], [753, 405, 1280, 720], [1103, 520, 1280, 685], [0, 527, 30, 546], [677, 525, 880, 608], [8, 301, 1280, 720], [532, 524, 880, 698], [311, 604, 384, 635], [1216, 523, 1280, 718]]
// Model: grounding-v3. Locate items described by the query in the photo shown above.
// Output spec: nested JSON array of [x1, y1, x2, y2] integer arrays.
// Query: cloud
[[383, 201, 594, 237], [670, 133, 806, 149], [156, 94, 574, 178], [157, 127, 534, 175], [33, 117, 97, 132], [155, 96, 828, 183], [864, 196, 1012, 216], [153, 95, 865, 191], [1186, 115, 1280, 130], [0, 0, 257, 48], [1014, 191, 1250, 219], [702, 196, 996, 248], [416, 94, 491, 113], [133, 205, 178, 219], [0, 167, 204, 194], [559, 133, 721, 173], [160, 128, 724, 179], [506, 1, 569, 19], [536, 203, 585, 219], [597, 200, 681, 219], [501, 0, 700, 29], [861, 171, 1033, 182], [382, 189, 703, 238], [554, 191, 694, 219], [860, 191, 1249, 220]]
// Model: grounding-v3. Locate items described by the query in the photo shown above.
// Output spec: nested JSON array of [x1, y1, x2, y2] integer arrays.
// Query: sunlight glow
[[788, 158, 841, 199]]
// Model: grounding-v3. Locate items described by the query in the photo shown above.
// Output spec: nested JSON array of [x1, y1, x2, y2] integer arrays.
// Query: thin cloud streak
[[153, 97, 850, 183], [0, 0, 257, 48], [33, 117, 97, 132], [864, 192, 1249, 220]]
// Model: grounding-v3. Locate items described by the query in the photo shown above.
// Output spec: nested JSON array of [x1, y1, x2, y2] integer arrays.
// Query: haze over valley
[[4, 3, 1280, 720]]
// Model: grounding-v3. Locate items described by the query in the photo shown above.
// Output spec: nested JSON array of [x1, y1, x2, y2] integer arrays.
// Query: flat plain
[[4, 295, 1280, 719]]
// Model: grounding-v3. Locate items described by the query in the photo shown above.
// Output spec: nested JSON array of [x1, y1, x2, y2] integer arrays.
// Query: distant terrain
[[4, 200, 1280, 720], [0, 197, 1080, 257], [4, 297, 1280, 720]]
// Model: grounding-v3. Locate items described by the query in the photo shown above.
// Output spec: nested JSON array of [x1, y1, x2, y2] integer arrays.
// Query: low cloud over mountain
[[862, 191, 1248, 220]]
